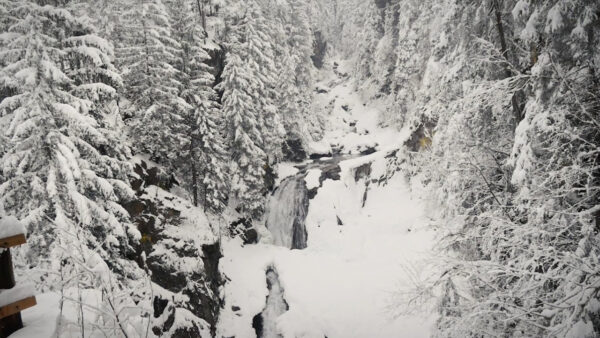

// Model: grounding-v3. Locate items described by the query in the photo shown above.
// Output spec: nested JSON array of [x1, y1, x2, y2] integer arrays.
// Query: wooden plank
[[0, 234, 26, 248], [0, 297, 36, 320]]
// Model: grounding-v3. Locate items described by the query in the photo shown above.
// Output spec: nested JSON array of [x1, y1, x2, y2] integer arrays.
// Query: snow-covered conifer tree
[[118, 0, 180, 163], [218, 48, 267, 218], [168, 0, 229, 213], [0, 1, 148, 335]]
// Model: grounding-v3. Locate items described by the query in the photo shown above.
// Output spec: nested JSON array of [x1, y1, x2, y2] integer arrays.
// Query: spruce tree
[[169, 0, 228, 213], [0, 1, 148, 335], [118, 0, 180, 163], [218, 46, 267, 219]]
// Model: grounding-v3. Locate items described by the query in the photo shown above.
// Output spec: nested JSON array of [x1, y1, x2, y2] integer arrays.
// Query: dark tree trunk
[[491, 0, 525, 130]]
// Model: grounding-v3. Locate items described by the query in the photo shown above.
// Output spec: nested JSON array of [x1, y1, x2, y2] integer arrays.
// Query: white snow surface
[[0, 283, 35, 308], [218, 59, 437, 338], [276, 163, 300, 186], [11, 293, 60, 338], [307, 139, 332, 157], [0, 215, 26, 239], [304, 169, 321, 190]]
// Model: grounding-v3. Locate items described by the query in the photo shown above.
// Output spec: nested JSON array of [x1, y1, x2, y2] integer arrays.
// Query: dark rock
[[124, 159, 224, 337], [308, 187, 319, 200], [353, 162, 372, 182], [362, 186, 369, 207], [316, 87, 329, 94], [153, 296, 169, 318], [229, 218, 259, 245], [244, 229, 258, 245], [309, 152, 332, 160], [385, 149, 399, 159], [405, 118, 436, 152], [360, 146, 377, 155], [252, 313, 264, 338], [264, 162, 277, 193], [337, 216, 344, 226], [232, 306, 241, 312], [318, 164, 342, 186], [341, 104, 350, 112], [152, 302, 176, 335], [291, 180, 309, 250], [282, 138, 307, 162], [196, 242, 223, 333], [349, 121, 357, 127]]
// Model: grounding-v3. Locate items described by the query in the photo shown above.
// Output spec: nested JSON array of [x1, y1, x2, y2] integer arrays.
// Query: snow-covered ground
[[218, 60, 438, 338]]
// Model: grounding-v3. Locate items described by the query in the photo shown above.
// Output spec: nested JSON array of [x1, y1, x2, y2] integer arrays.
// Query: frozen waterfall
[[265, 176, 309, 249], [252, 268, 289, 338]]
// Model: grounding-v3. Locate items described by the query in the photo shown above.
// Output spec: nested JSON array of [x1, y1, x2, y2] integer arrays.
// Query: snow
[[219, 163, 437, 338], [11, 293, 61, 338], [141, 185, 217, 245], [311, 59, 410, 156], [307, 139, 332, 157], [276, 163, 300, 186], [304, 169, 321, 190], [0, 283, 35, 308], [218, 59, 437, 338], [0, 215, 26, 239]]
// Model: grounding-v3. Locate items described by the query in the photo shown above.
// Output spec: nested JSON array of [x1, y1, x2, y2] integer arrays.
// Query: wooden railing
[[0, 230, 36, 337]]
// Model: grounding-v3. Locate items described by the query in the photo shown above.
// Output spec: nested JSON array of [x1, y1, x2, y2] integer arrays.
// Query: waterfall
[[252, 268, 289, 338], [265, 176, 309, 249]]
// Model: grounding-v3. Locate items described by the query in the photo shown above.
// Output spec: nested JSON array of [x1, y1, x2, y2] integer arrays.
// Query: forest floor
[[217, 60, 439, 338]]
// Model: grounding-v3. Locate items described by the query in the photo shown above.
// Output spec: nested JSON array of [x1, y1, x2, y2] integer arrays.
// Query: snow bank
[[276, 163, 300, 186], [304, 169, 322, 190], [307, 139, 332, 157], [0, 215, 26, 238], [0, 283, 35, 307], [11, 293, 60, 338]]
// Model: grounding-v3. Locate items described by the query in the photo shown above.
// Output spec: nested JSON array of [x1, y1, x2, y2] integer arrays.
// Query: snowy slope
[[218, 59, 438, 338]]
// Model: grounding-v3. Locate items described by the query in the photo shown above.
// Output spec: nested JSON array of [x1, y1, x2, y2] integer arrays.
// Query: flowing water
[[253, 268, 289, 338], [265, 176, 309, 249]]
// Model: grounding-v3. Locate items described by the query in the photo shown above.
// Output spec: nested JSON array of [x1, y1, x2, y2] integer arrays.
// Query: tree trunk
[[190, 142, 199, 207], [491, 0, 525, 130]]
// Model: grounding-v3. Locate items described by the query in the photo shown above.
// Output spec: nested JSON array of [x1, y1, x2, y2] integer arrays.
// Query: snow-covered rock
[[308, 139, 332, 159]]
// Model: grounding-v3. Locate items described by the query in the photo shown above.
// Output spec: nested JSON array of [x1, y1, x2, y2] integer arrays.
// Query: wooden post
[[0, 232, 35, 337], [0, 248, 22, 338]]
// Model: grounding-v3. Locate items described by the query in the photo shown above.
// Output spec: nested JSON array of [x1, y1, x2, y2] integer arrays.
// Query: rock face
[[125, 158, 223, 337], [282, 138, 308, 163], [405, 119, 436, 152], [229, 218, 258, 245]]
